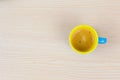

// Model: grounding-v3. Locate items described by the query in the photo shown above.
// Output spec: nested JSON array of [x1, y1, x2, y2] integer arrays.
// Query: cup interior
[[69, 25, 98, 54]]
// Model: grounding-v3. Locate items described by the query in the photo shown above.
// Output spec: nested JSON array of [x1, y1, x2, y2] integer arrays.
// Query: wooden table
[[0, 0, 120, 80]]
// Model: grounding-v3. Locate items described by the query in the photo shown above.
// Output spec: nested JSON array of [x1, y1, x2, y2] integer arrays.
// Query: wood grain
[[0, 0, 120, 80]]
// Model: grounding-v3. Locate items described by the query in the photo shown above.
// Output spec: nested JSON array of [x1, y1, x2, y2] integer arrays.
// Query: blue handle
[[98, 37, 107, 44]]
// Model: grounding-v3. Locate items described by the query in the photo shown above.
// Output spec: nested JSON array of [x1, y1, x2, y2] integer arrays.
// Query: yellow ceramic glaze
[[69, 24, 98, 55]]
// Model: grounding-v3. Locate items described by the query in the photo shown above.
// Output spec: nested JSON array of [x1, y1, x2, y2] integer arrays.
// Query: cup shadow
[[55, 12, 83, 44]]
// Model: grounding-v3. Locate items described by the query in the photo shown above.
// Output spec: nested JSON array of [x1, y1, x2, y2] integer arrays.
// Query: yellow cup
[[69, 24, 107, 55]]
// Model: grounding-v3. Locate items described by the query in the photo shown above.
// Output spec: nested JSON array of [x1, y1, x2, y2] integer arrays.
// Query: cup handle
[[98, 37, 107, 44]]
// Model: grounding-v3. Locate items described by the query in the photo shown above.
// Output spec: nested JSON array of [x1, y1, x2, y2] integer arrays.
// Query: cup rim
[[69, 24, 98, 55]]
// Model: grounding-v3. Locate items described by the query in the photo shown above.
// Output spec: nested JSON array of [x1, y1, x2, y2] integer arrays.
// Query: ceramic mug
[[69, 24, 107, 55]]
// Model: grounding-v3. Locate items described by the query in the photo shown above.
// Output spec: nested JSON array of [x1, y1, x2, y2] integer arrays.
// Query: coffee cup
[[69, 24, 107, 54]]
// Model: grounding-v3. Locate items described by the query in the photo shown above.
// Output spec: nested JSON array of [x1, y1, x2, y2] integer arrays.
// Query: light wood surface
[[0, 0, 120, 80]]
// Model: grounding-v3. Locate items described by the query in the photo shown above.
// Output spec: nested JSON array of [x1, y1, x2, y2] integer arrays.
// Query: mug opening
[[69, 25, 98, 54]]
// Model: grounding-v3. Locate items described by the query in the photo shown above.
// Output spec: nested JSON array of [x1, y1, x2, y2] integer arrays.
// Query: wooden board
[[0, 0, 120, 80]]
